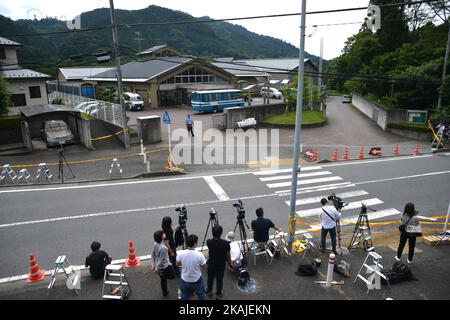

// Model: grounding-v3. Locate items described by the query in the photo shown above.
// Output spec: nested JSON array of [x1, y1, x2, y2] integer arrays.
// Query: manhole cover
[[236, 278, 257, 293]]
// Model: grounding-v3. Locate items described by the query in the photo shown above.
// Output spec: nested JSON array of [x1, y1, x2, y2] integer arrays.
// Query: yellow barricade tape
[[428, 120, 442, 146], [90, 128, 129, 142]]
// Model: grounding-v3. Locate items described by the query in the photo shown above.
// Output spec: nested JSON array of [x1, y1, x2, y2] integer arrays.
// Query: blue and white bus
[[191, 89, 244, 113]]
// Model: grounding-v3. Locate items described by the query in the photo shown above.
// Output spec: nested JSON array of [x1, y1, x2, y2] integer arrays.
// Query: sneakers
[[407, 259, 412, 264], [205, 290, 213, 297], [216, 292, 224, 300], [394, 256, 401, 261]]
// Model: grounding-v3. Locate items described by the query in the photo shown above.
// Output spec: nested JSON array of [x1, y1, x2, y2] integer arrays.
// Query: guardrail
[[49, 92, 124, 127]]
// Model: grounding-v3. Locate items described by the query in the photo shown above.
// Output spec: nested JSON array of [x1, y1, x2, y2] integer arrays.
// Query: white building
[[0, 37, 50, 108]]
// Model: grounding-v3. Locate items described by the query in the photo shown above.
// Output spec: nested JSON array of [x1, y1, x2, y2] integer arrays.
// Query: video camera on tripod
[[233, 200, 246, 221], [328, 193, 348, 211], [175, 206, 188, 228]]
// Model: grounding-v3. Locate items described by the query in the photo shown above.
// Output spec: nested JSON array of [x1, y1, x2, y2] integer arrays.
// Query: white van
[[124, 92, 144, 111]]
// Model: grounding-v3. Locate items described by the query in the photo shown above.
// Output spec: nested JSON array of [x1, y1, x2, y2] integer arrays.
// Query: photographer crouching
[[319, 198, 341, 254]]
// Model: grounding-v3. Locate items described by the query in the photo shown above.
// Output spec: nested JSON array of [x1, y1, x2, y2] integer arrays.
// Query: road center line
[[354, 170, 450, 185], [0, 193, 277, 229], [203, 176, 230, 201]]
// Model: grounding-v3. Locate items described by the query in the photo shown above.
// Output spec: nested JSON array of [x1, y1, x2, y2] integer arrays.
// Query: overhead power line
[[1, 0, 443, 38]]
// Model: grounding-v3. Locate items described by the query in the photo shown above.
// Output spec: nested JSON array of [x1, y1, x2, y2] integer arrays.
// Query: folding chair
[[250, 240, 268, 266], [434, 230, 450, 247]]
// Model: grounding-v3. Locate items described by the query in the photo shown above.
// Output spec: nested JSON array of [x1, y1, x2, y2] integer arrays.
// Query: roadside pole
[[444, 202, 450, 232], [318, 36, 323, 97], [109, 0, 131, 149], [163, 112, 173, 172], [437, 22, 450, 111], [288, 0, 307, 253]]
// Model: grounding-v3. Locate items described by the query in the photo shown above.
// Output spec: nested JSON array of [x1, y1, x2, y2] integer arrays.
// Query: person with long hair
[[151, 230, 175, 297], [162, 216, 180, 275], [396, 202, 421, 264]]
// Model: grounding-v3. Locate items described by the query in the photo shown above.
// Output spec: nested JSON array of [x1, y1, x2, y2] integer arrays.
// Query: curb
[[0, 170, 187, 189], [259, 119, 327, 129]]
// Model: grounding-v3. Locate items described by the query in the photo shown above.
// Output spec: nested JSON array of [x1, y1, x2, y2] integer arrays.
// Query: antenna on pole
[[134, 31, 144, 53]]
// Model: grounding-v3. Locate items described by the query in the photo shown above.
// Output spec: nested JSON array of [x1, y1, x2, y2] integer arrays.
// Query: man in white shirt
[[319, 198, 341, 254], [176, 234, 207, 300]]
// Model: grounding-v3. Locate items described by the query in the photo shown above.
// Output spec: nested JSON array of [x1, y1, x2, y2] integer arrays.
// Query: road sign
[[369, 147, 382, 156], [163, 112, 171, 125]]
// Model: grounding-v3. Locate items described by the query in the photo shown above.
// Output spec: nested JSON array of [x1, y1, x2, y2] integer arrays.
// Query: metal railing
[[49, 92, 124, 127]]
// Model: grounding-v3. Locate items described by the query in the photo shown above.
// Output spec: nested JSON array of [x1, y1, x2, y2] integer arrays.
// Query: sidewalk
[[1, 239, 448, 300]]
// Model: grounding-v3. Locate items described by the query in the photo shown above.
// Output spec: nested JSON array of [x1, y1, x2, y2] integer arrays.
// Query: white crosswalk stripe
[[296, 198, 384, 217], [259, 171, 332, 182], [285, 190, 369, 207], [253, 166, 322, 176], [267, 176, 343, 189], [256, 166, 400, 226]]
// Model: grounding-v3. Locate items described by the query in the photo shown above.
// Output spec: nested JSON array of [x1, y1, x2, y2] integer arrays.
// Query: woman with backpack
[[396, 203, 421, 264]]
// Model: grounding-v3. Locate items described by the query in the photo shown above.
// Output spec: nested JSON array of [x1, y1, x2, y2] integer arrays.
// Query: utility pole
[[318, 36, 323, 97], [437, 22, 450, 111], [109, 0, 130, 149], [288, 0, 307, 253], [134, 31, 144, 53]]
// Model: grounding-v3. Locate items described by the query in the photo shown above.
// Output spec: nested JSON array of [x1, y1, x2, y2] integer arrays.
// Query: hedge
[[0, 116, 21, 131]]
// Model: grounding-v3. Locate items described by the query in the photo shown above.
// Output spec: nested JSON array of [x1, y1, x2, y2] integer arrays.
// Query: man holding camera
[[319, 198, 341, 254]]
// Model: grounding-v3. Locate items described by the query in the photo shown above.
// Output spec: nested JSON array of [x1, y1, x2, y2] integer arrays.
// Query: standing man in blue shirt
[[186, 114, 194, 137], [319, 198, 341, 254]]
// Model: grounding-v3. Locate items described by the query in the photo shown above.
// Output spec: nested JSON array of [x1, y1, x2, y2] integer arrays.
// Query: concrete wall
[[7, 79, 49, 107], [137, 116, 162, 144], [20, 121, 32, 152], [352, 94, 408, 131], [89, 119, 124, 150], [387, 128, 431, 141], [79, 119, 93, 150], [223, 103, 287, 129]]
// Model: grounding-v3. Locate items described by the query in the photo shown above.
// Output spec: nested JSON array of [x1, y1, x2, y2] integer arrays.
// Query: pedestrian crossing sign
[[163, 112, 171, 125]]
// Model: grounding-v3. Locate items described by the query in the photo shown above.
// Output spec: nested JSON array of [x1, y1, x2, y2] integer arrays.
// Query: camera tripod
[[348, 204, 376, 252], [57, 144, 75, 184], [201, 209, 219, 251], [234, 217, 250, 267]]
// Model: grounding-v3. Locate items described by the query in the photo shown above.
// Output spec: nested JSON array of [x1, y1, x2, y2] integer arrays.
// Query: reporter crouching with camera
[[319, 198, 341, 254]]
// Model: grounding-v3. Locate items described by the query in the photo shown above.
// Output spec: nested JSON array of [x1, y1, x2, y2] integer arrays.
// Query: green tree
[[0, 76, 13, 118]]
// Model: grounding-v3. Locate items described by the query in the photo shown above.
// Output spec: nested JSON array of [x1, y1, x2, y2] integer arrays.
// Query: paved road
[[0, 153, 449, 278]]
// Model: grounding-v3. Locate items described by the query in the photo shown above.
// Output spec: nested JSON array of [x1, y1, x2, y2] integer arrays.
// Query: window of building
[[162, 67, 227, 85], [0, 48, 5, 60], [29, 86, 42, 99], [12, 94, 27, 107]]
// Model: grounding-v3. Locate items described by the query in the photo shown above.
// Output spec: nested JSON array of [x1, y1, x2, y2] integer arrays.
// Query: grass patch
[[387, 123, 430, 133], [0, 116, 21, 131], [263, 111, 324, 126]]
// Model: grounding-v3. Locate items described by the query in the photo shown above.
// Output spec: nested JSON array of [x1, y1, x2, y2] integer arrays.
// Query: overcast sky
[[0, 0, 371, 60]]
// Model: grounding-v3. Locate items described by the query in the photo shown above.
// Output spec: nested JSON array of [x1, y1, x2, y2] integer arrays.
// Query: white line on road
[[354, 170, 450, 185], [275, 182, 355, 196], [253, 166, 322, 176], [203, 176, 230, 201], [417, 215, 438, 222], [296, 198, 384, 217], [341, 208, 401, 224], [259, 171, 332, 182], [285, 190, 368, 207], [0, 193, 278, 229], [267, 176, 343, 189]]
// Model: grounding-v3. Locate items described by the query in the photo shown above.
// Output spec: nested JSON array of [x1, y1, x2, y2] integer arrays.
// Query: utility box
[[137, 116, 162, 144]]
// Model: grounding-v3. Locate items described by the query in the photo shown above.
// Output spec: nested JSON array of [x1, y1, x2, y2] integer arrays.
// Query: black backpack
[[295, 258, 318, 277], [392, 261, 417, 281]]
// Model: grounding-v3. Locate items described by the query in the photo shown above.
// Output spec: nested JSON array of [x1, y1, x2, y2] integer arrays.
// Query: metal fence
[[48, 91, 124, 127]]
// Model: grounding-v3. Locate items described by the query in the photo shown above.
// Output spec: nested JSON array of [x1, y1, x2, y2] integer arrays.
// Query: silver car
[[41, 120, 75, 147]]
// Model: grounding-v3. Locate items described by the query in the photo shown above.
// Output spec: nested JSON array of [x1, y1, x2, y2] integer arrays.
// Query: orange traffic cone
[[27, 254, 46, 283], [359, 147, 365, 160], [343, 147, 349, 161], [413, 144, 420, 155], [393, 144, 399, 157], [331, 148, 338, 161], [312, 148, 319, 162], [125, 241, 141, 268]]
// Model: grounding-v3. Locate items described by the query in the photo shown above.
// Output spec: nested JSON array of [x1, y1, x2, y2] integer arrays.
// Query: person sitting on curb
[[85, 241, 112, 280]]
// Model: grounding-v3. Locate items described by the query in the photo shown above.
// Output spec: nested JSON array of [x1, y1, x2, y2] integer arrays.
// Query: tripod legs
[[57, 149, 75, 183]]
